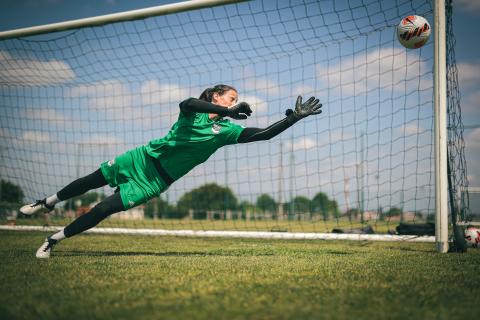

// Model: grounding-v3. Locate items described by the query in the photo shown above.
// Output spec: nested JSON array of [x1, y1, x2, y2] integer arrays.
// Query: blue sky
[[0, 0, 478, 215]]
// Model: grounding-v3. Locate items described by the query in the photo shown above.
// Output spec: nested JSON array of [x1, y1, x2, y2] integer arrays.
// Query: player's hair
[[199, 84, 237, 102]]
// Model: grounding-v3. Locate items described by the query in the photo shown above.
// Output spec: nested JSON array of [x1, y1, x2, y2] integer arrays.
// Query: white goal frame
[[0, 0, 449, 251]]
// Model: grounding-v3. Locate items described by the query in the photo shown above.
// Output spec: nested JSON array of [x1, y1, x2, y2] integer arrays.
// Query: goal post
[[0, 0, 469, 250], [433, 0, 448, 253]]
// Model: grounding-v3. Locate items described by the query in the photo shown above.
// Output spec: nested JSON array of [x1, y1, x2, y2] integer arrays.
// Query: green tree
[[386, 207, 402, 218], [238, 200, 254, 220], [311, 192, 330, 220], [329, 199, 341, 220], [238, 200, 254, 212], [256, 194, 276, 212], [292, 196, 311, 213], [0, 179, 24, 203], [377, 206, 385, 221], [177, 183, 238, 213], [144, 196, 175, 219], [64, 192, 105, 211]]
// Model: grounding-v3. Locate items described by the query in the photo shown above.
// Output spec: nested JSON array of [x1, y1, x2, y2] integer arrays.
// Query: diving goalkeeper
[[20, 84, 323, 258]]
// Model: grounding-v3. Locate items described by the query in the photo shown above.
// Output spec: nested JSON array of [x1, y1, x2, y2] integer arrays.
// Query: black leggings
[[57, 169, 125, 238], [57, 169, 108, 201]]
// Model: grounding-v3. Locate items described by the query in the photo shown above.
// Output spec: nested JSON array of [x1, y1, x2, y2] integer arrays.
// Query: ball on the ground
[[464, 227, 480, 248]]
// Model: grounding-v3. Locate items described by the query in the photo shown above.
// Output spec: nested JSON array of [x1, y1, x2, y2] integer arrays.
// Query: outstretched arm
[[238, 96, 323, 143], [180, 98, 252, 120]]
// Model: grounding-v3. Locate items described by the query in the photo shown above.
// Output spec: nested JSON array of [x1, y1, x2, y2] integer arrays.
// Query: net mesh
[[445, 0, 471, 224], [0, 0, 464, 235]]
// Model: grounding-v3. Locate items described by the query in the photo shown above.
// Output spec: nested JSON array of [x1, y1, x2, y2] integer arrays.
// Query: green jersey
[[145, 108, 244, 181]]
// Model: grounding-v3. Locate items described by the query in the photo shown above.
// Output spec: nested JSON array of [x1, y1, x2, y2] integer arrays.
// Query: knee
[[90, 201, 113, 220], [90, 195, 123, 219]]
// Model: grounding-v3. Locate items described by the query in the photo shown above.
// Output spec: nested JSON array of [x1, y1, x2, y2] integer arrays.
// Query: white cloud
[[243, 78, 281, 96], [401, 124, 421, 135], [68, 79, 162, 127], [456, 62, 480, 88], [466, 128, 480, 149], [0, 51, 75, 86], [241, 95, 267, 114], [0, 128, 14, 139], [465, 128, 480, 186], [22, 131, 50, 143], [237, 95, 269, 127], [293, 84, 315, 96], [330, 131, 353, 143], [286, 137, 318, 151], [455, 0, 480, 14], [141, 80, 189, 105], [69, 79, 134, 111], [31, 153, 48, 163], [461, 90, 480, 116], [317, 47, 430, 95], [467, 174, 477, 186], [68, 79, 189, 128], [79, 134, 124, 146], [23, 108, 68, 126]]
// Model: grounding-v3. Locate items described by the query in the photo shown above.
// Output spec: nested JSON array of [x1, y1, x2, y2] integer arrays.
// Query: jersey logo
[[211, 123, 222, 134], [107, 159, 115, 167]]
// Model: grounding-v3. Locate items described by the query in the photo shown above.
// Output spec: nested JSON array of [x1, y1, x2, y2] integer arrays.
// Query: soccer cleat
[[19, 199, 54, 215], [36, 237, 58, 259]]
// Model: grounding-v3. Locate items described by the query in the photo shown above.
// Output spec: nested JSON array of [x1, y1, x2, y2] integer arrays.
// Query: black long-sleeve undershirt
[[237, 116, 298, 143], [180, 98, 231, 117], [179, 98, 299, 144]]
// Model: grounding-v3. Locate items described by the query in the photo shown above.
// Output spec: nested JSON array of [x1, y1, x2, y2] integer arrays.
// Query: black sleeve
[[179, 98, 229, 117], [237, 113, 299, 143]]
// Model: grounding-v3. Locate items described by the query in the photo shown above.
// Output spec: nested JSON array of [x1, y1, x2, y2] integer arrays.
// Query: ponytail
[[199, 84, 237, 102]]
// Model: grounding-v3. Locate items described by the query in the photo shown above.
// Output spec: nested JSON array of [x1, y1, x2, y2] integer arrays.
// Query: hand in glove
[[227, 102, 253, 120], [286, 96, 323, 122]]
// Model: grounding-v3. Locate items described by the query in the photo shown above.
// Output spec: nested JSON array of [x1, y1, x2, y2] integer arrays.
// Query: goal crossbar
[[0, 0, 249, 40]]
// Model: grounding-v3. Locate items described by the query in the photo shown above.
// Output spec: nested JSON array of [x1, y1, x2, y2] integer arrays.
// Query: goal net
[[0, 0, 468, 241]]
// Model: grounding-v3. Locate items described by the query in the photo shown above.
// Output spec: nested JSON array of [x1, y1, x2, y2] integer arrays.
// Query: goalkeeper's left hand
[[227, 101, 253, 120], [287, 95, 323, 121]]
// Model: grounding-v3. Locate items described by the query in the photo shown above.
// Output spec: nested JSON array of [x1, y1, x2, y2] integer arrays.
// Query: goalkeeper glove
[[286, 95, 323, 123], [227, 102, 253, 120]]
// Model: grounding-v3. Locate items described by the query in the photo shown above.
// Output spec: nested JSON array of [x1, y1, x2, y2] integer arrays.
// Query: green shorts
[[100, 145, 169, 209]]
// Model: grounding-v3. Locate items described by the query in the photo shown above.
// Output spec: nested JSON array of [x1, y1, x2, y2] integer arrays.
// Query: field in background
[[1, 231, 479, 319]]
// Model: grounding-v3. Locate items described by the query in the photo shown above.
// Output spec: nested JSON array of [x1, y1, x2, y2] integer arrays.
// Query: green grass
[[1, 231, 479, 320]]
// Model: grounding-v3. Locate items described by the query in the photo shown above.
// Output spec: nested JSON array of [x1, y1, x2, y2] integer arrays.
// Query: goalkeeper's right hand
[[227, 102, 253, 120], [287, 95, 323, 121]]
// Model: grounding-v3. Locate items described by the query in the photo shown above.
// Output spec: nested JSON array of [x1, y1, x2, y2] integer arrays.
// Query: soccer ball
[[464, 227, 480, 248], [396, 15, 431, 49]]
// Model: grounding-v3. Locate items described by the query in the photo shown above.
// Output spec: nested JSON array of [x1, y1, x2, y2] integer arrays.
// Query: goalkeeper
[[20, 84, 323, 258]]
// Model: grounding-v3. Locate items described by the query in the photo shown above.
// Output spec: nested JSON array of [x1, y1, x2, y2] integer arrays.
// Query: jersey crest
[[211, 123, 222, 134]]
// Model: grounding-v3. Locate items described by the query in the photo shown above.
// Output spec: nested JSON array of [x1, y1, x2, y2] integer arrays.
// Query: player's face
[[212, 90, 238, 108]]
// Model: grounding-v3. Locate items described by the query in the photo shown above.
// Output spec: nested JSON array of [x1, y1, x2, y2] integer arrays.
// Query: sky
[[0, 0, 478, 215]]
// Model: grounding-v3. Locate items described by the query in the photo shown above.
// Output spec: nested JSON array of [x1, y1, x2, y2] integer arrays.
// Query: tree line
[[1, 179, 410, 221], [143, 183, 342, 220]]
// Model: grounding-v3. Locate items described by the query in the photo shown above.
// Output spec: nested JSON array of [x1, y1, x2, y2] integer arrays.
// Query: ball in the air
[[397, 15, 431, 49]]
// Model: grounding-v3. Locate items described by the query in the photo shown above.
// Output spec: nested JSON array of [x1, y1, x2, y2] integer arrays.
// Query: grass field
[[1, 231, 479, 320]]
